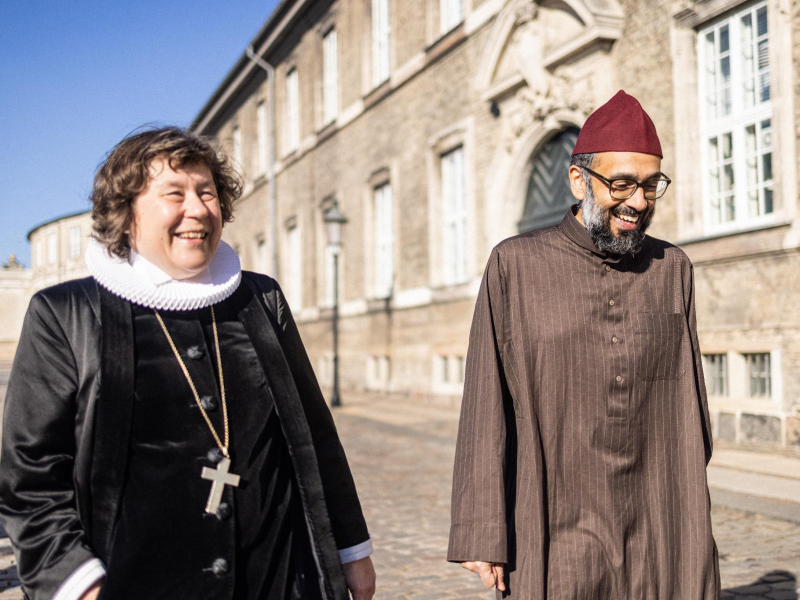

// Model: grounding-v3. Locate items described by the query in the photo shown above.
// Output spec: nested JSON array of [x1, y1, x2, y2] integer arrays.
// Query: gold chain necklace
[[154, 306, 240, 514]]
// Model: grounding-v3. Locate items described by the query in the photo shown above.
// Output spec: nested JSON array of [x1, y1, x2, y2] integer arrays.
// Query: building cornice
[[192, 0, 308, 134], [27, 209, 91, 241]]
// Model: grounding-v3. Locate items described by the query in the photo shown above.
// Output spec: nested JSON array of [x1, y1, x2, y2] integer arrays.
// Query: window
[[286, 68, 300, 152], [232, 126, 242, 172], [36, 240, 43, 267], [47, 233, 57, 265], [442, 146, 468, 284], [371, 0, 391, 86], [285, 225, 302, 310], [258, 237, 269, 275], [440, 0, 463, 34], [368, 356, 391, 388], [703, 353, 728, 396], [373, 183, 393, 298], [699, 3, 772, 231], [745, 352, 771, 398], [323, 29, 338, 124], [69, 226, 82, 259], [257, 101, 268, 176], [435, 355, 466, 389]]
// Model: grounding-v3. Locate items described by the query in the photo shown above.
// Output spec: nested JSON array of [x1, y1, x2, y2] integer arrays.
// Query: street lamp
[[323, 201, 347, 407]]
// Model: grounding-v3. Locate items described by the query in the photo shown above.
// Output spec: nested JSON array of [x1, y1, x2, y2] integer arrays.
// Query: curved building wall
[[27, 211, 92, 293]]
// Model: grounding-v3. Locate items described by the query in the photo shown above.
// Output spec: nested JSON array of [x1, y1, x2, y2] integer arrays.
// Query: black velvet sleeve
[[0, 293, 98, 600], [269, 280, 370, 551]]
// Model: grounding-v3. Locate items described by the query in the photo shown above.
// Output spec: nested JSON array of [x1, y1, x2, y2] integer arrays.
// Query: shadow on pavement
[[722, 571, 797, 599]]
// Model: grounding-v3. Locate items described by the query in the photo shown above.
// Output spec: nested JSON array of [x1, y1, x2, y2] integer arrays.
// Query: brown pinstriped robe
[[448, 207, 720, 599]]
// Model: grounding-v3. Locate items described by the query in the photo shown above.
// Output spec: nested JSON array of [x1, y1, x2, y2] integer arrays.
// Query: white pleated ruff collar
[[85, 237, 242, 311]]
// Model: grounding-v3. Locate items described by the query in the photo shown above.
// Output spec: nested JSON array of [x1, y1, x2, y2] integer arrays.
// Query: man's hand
[[79, 582, 102, 600], [342, 556, 376, 600], [460, 561, 506, 592]]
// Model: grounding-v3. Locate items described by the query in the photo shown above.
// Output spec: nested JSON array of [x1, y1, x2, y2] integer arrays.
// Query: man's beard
[[581, 184, 655, 256]]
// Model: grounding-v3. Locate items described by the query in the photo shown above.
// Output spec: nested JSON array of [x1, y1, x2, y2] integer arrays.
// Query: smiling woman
[[89, 127, 239, 262], [0, 126, 376, 600], [129, 158, 224, 280]]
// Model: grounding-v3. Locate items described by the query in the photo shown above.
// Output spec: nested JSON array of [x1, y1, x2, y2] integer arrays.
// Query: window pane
[[700, 4, 772, 229], [757, 6, 768, 36], [746, 352, 772, 398]]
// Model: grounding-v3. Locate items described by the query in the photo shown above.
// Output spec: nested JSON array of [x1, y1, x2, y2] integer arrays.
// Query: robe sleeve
[[0, 294, 102, 600], [684, 260, 714, 465], [448, 247, 511, 564], [271, 282, 371, 552]]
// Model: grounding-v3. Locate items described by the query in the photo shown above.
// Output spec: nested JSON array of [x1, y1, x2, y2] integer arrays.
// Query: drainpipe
[[246, 45, 279, 278]]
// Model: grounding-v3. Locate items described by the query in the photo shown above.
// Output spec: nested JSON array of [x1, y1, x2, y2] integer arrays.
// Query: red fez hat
[[571, 90, 662, 158]]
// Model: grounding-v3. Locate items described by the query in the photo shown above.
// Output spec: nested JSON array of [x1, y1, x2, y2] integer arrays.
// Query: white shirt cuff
[[339, 537, 374, 564], [52, 558, 105, 600]]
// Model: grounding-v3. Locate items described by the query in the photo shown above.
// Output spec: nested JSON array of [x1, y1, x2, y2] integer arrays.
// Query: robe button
[[609, 299, 616, 306], [187, 346, 204, 360], [200, 395, 218, 411], [616, 375, 623, 383], [612, 336, 619, 344], [216, 502, 232, 521], [207, 448, 224, 464], [211, 558, 230, 577], [605, 265, 611, 272]]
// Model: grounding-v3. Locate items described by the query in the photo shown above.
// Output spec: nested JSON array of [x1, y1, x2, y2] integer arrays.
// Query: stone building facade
[[6, 0, 799, 447], [192, 0, 800, 447], [0, 211, 92, 360]]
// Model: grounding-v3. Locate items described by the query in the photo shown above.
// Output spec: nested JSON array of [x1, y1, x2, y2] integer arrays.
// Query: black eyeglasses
[[582, 167, 672, 200]]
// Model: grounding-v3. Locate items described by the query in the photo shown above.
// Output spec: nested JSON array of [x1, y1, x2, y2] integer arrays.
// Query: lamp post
[[323, 202, 347, 407]]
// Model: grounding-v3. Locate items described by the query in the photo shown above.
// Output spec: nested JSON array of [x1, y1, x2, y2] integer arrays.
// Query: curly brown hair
[[90, 126, 242, 258]]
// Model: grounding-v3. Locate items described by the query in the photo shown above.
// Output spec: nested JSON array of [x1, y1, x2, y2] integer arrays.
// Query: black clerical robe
[[448, 208, 720, 599], [0, 272, 368, 600]]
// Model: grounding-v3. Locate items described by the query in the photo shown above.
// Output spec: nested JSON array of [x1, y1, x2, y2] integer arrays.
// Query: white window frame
[[745, 352, 772, 398], [232, 126, 243, 174], [69, 226, 82, 259], [257, 236, 269, 275], [285, 225, 302, 310], [702, 353, 729, 396], [47, 233, 57, 265], [441, 146, 468, 285], [440, 0, 463, 34], [323, 28, 338, 124], [698, 2, 773, 235], [286, 68, 300, 153], [257, 101, 268, 177], [373, 183, 393, 298], [371, 0, 391, 87]]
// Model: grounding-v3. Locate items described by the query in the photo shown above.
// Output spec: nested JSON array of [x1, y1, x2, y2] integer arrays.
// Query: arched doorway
[[518, 126, 580, 233]]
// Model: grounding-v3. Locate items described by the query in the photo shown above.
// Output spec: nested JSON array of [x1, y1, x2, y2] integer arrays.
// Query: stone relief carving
[[514, 0, 540, 25], [505, 77, 594, 151], [505, 0, 595, 152]]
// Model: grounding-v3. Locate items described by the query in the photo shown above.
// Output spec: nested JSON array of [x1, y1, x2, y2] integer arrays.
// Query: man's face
[[569, 152, 662, 255], [129, 157, 223, 280]]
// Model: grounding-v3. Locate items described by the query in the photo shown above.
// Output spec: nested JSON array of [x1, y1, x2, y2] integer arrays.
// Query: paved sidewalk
[[0, 382, 797, 598], [708, 448, 800, 524]]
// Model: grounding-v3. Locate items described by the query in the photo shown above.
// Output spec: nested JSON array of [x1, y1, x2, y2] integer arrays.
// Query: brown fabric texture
[[449, 207, 720, 599]]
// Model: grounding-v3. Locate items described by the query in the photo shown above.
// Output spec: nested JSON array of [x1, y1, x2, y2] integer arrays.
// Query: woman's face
[[130, 157, 223, 280]]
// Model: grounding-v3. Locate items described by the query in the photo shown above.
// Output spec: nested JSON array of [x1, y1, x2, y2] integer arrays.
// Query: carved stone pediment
[[477, 0, 624, 100]]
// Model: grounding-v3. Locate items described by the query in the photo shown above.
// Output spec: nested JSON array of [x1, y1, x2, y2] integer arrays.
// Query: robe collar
[[85, 237, 242, 311], [559, 204, 634, 265]]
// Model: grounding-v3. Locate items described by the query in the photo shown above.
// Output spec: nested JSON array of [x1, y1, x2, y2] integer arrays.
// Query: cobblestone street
[[0, 383, 797, 598]]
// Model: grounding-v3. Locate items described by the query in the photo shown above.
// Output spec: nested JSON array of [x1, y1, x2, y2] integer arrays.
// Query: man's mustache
[[610, 205, 646, 218]]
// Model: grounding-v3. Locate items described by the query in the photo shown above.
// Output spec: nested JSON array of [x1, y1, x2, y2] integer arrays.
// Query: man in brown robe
[[448, 91, 720, 599]]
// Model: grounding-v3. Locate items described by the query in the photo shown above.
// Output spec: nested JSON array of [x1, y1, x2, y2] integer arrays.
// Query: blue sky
[[0, 1, 279, 267]]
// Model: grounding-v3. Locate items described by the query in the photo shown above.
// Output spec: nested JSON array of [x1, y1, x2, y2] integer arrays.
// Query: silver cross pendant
[[200, 456, 241, 514]]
